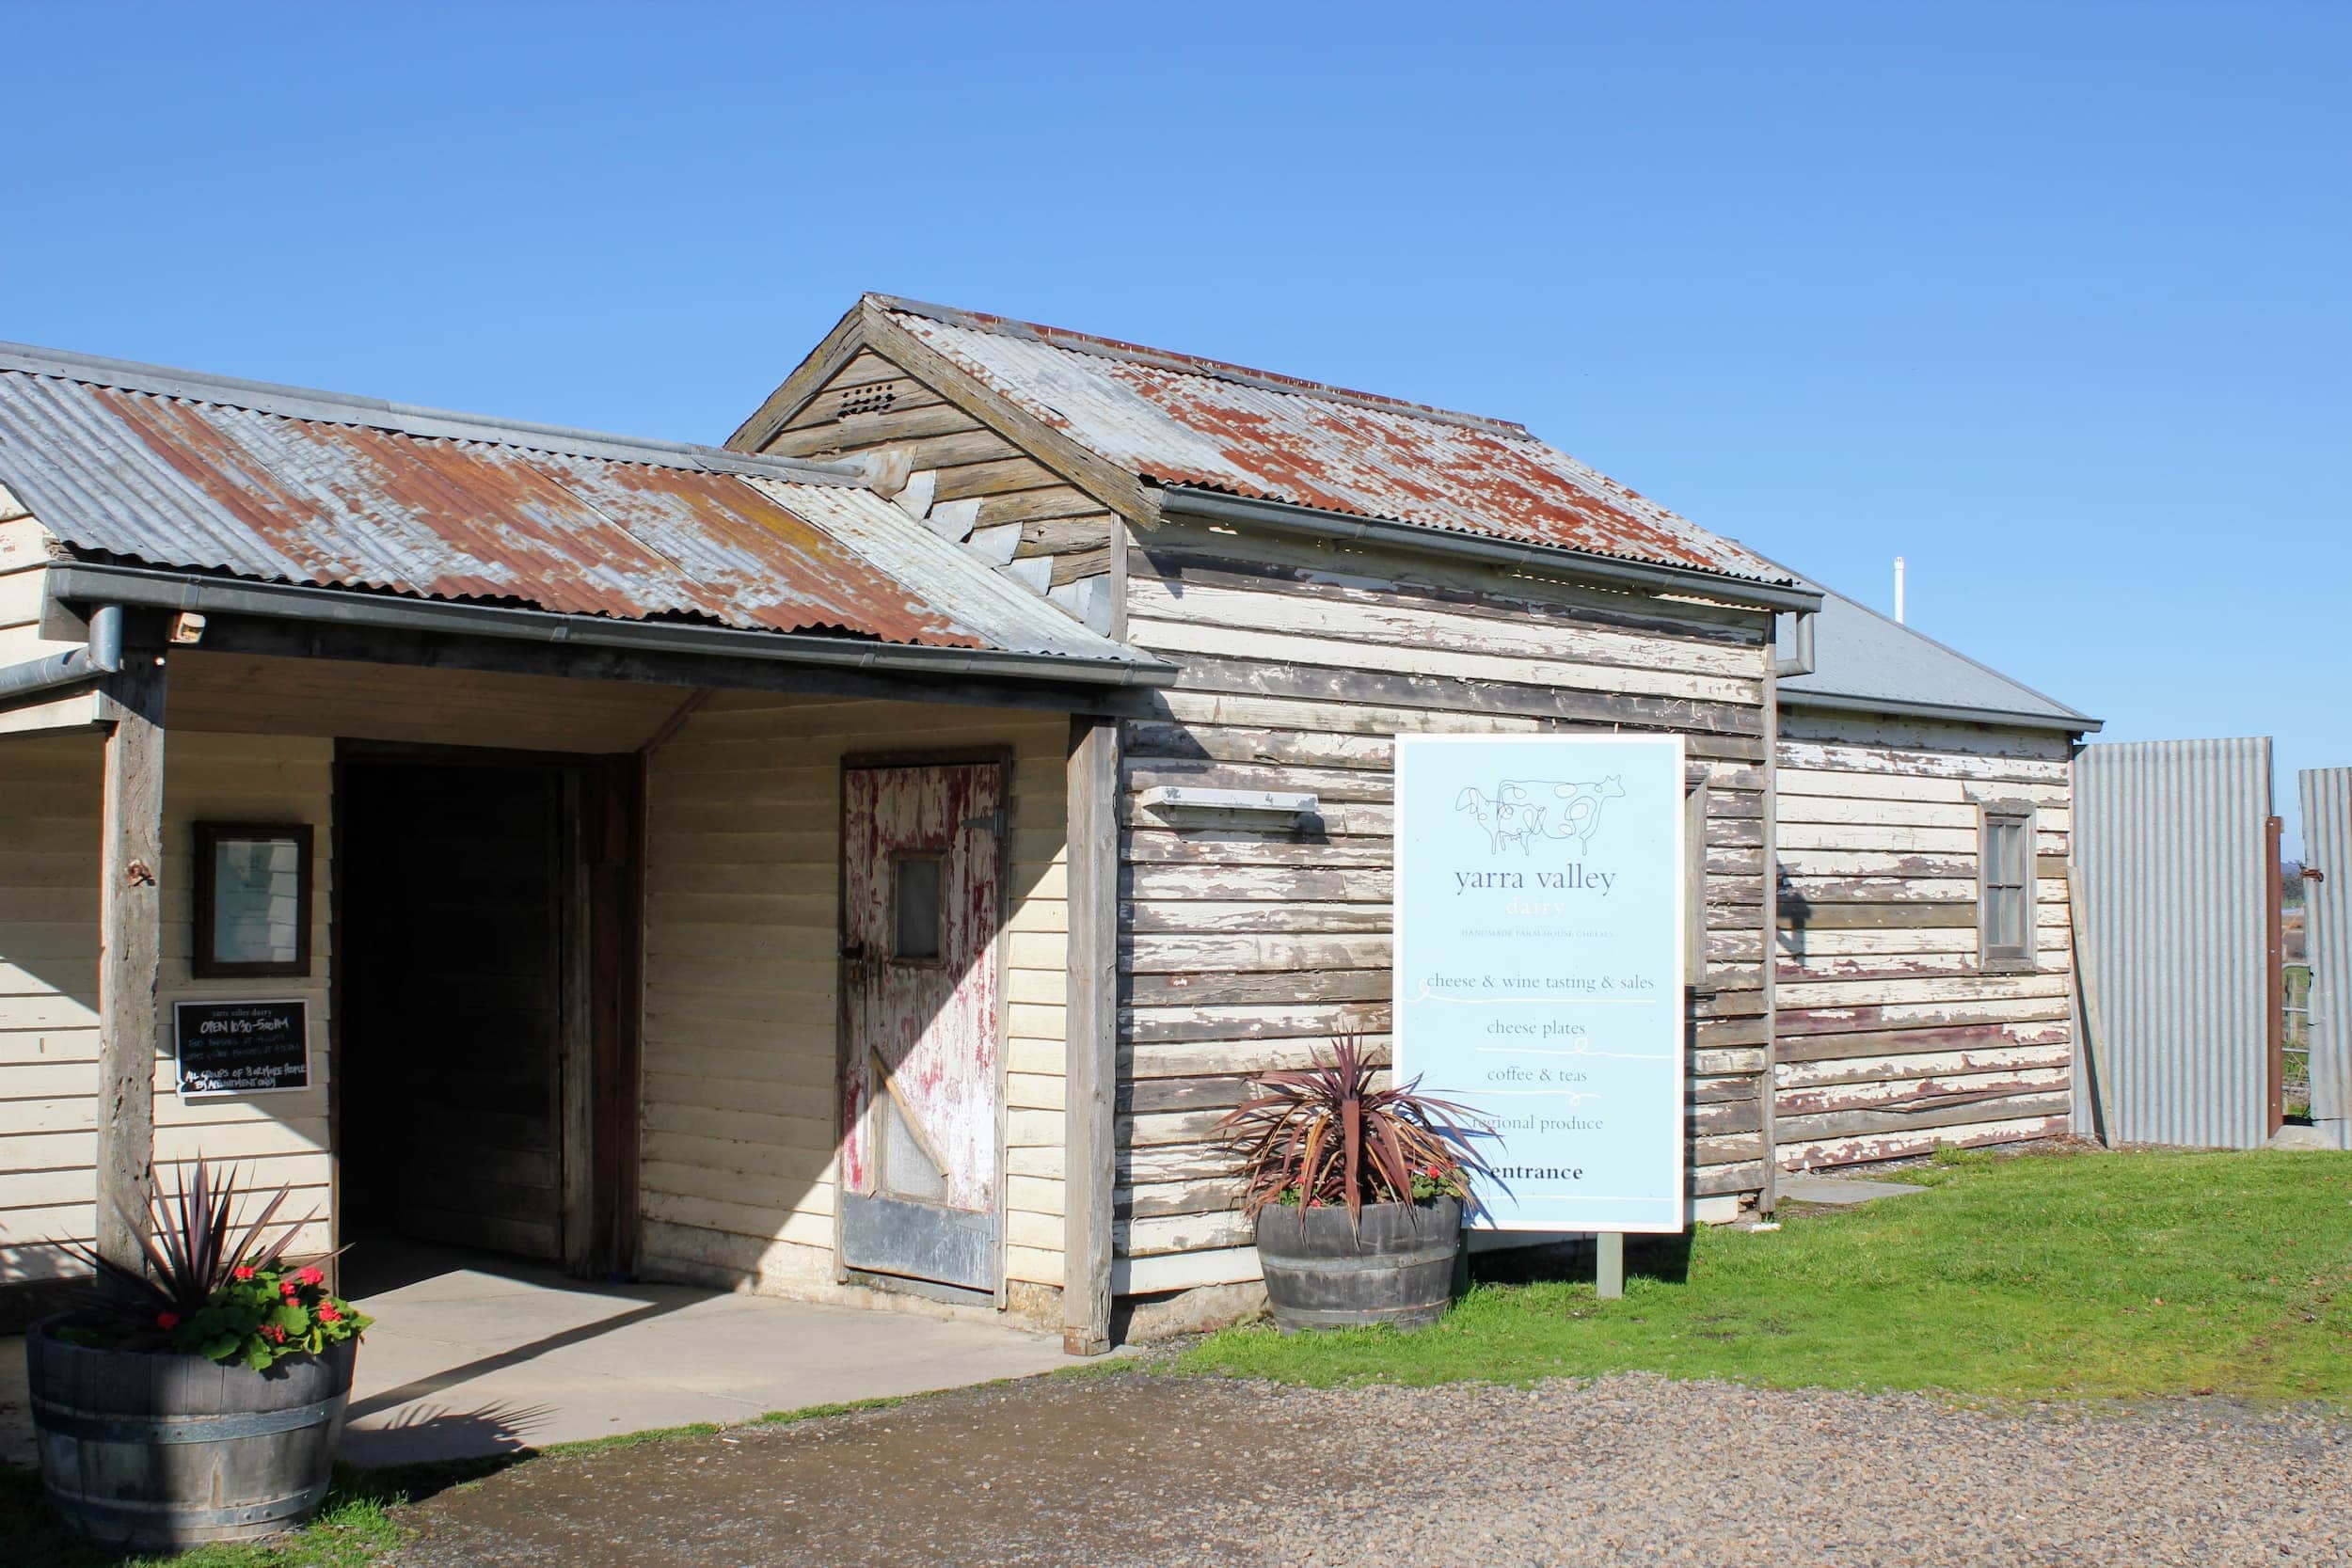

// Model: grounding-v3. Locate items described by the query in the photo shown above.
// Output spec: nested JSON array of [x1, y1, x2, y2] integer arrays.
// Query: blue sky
[[5, 3, 2344, 844]]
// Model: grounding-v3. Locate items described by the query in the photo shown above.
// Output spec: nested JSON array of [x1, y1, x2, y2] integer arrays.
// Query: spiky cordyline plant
[[1220, 1029, 1491, 1226], [59, 1156, 312, 1342]]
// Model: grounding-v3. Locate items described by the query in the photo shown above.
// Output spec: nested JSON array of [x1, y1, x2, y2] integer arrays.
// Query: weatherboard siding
[[0, 728, 334, 1286], [635, 695, 1071, 1321], [1111, 518, 1780, 1295], [1772, 709, 2076, 1170]]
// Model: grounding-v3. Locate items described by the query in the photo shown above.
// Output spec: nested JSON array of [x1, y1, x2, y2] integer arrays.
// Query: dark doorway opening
[[335, 748, 639, 1278]]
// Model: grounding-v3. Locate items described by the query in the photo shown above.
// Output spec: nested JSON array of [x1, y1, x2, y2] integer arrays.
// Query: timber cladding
[[1109, 518, 1780, 1296], [1772, 708, 2076, 1170], [633, 695, 1071, 1320], [0, 728, 334, 1290], [747, 334, 1123, 632]]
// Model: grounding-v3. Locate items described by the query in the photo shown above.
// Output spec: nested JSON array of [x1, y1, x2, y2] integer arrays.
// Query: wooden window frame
[[192, 820, 314, 979], [1978, 801, 2037, 974]]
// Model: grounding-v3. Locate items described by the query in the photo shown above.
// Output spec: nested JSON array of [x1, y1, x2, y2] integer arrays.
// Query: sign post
[[1393, 736, 1688, 1285]]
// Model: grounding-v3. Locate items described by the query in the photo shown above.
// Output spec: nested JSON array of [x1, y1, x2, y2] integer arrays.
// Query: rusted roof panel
[[0, 342, 1141, 664], [880, 297, 1790, 585]]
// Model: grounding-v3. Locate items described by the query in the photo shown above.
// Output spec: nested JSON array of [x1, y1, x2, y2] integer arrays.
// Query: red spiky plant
[[1220, 1029, 1490, 1226], [59, 1157, 310, 1342]]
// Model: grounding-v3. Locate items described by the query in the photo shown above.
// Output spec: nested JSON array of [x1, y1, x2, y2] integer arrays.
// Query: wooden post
[[2065, 860, 2112, 1145], [96, 652, 166, 1275], [1061, 715, 1120, 1355]]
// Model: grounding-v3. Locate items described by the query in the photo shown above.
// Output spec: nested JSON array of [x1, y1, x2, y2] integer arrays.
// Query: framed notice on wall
[[175, 999, 310, 1099], [1392, 735, 1688, 1233], [193, 822, 313, 980]]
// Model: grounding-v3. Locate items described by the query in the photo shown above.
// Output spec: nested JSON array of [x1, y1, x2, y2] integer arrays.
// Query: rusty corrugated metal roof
[[0, 340, 1144, 664], [875, 296, 1791, 585]]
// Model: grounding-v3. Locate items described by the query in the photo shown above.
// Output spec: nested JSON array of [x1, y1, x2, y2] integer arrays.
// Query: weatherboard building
[[0, 297, 2096, 1350]]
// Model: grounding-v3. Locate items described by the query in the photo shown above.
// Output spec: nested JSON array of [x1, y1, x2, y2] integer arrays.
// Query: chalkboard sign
[[175, 999, 310, 1099]]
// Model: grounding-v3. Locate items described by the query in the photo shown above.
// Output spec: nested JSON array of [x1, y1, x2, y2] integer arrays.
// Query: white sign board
[[1392, 735, 1687, 1232]]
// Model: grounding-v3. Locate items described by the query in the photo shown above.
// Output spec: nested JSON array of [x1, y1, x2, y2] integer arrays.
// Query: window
[[1979, 804, 2036, 973], [892, 853, 944, 961]]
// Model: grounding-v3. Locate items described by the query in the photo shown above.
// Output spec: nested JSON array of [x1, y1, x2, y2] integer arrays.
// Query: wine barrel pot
[[1254, 1196, 1462, 1332], [26, 1315, 358, 1552]]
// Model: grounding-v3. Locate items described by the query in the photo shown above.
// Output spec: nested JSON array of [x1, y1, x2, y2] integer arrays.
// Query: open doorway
[[334, 747, 638, 1279]]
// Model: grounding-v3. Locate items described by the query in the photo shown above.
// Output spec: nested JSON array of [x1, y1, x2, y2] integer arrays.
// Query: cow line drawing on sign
[[1457, 776, 1628, 855], [1455, 786, 1547, 854]]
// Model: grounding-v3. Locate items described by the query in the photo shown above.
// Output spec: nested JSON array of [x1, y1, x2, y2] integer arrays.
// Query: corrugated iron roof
[[1772, 563, 2097, 730], [873, 296, 1793, 586], [0, 340, 1144, 666]]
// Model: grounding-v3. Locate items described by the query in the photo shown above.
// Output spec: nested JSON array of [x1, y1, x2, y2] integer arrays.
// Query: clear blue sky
[[5, 3, 2344, 845]]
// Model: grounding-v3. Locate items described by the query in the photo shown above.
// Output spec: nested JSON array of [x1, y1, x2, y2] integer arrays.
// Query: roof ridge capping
[[0, 338, 867, 487], [866, 294, 1536, 440]]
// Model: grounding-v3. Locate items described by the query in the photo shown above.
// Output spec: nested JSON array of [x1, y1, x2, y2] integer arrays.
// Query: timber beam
[[95, 645, 167, 1274]]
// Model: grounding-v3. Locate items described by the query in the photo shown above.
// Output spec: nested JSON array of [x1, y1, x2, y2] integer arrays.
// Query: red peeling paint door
[[840, 762, 1005, 1293]]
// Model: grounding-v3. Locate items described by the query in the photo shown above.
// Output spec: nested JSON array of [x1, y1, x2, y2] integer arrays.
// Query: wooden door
[[839, 762, 1004, 1292]]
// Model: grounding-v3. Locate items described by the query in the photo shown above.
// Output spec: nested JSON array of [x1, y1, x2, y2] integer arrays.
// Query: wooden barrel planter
[[26, 1315, 358, 1552], [1254, 1196, 1462, 1332]]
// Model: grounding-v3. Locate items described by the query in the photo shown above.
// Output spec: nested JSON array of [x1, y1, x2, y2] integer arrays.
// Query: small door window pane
[[894, 855, 943, 960]]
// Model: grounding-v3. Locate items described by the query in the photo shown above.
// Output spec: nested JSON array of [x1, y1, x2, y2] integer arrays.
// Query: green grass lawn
[[1181, 1147, 2352, 1402]]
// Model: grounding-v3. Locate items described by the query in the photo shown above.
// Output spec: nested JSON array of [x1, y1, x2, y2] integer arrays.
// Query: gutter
[[1779, 686, 2102, 736], [0, 601, 121, 704], [1157, 487, 1824, 615], [44, 563, 1178, 690]]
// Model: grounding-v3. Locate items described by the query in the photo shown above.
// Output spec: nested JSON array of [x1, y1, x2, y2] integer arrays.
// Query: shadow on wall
[[0, 732, 106, 1314]]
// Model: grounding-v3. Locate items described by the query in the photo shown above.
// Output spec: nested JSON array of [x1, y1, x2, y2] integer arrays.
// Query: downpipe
[[1773, 609, 1816, 678], [0, 602, 123, 703]]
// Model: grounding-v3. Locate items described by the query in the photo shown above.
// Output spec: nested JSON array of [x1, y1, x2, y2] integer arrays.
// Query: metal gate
[[2074, 737, 2280, 1148], [2296, 768, 2352, 1148]]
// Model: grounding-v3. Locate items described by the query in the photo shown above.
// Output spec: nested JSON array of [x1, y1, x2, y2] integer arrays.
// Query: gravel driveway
[[391, 1370, 2352, 1567]]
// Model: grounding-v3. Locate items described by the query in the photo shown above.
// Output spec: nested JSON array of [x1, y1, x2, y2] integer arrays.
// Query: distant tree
[[2283, 859, 2307, 909]]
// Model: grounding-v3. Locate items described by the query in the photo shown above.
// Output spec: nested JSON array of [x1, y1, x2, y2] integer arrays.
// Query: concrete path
[[1778, 1173, 1929, 1207], [0, 1246, 1074, 1469]]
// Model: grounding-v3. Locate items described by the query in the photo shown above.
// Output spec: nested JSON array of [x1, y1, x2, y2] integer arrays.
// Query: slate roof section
[[863, 296, 1794, 587], [0, 340, 1152, 670]]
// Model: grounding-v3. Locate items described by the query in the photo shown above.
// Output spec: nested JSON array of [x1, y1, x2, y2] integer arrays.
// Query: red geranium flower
[[262, 1324, 286, 1343], [317, 1304, 341, 1323], [156, 1311, 180, 1331], [294, 1265, 326, 1288], [232, 1265, 256, 1281], [280, 1280, 300, 1299]]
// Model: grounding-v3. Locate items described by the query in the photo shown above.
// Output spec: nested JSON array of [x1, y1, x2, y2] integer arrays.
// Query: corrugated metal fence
[[2296, 768, 2352, 1148], [2074, 737, 2275, 1148]]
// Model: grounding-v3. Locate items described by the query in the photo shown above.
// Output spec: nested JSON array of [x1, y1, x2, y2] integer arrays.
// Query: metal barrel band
[[1259, 1243, 1460, 1274], [29, 1390, 347, 1444], [42, 1479, 330, 1530], [1270, 1299, 1452, 1327]]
